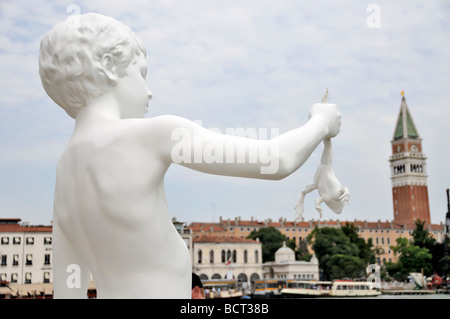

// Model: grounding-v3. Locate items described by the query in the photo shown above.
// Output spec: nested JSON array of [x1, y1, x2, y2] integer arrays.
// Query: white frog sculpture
[[294, 90, 350, 220]]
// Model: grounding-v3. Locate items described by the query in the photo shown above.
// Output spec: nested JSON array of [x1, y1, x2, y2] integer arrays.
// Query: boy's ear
[[101, 53, 119, 83]]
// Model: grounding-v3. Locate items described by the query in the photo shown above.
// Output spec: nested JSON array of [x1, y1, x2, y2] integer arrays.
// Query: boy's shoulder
[[122, 115, 193, 136], [71, 115, 192, 148], [108, 115, 193, 146]]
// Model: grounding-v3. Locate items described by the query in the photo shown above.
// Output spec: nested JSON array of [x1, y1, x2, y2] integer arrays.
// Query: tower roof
[[393, 93, 419, 140]]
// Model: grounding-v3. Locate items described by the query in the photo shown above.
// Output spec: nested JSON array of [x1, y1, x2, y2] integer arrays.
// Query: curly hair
[[39, 13, 146, 118]]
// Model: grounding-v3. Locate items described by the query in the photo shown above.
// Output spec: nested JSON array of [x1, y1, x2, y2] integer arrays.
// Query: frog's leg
[[294, 184, 315, 221], [315, 197, 324, 219]]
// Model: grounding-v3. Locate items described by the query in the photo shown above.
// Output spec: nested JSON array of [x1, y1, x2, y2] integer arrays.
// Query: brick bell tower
[[389, 92, 431, 226]]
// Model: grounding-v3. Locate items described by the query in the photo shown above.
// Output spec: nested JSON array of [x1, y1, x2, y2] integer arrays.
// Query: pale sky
[[0, 0, 449, 226]]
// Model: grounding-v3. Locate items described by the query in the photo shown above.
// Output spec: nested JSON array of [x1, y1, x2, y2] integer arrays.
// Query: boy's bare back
[[54, 118, 192, 298]]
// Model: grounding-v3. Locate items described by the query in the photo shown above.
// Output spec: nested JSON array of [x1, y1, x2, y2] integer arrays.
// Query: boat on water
[[281, 280, 381, 298], [251, 279, 285, 298], [202, 279, 245, 299]]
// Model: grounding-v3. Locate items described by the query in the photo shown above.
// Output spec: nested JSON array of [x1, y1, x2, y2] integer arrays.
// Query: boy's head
[[39, 13, 146, 119]]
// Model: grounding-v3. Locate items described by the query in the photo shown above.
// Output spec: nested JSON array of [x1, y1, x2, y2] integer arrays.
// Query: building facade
[[0, 218, 53, 286], [262, 242, 319, 280], [189, 216, 445, 265], [192, 235, 262, 285]]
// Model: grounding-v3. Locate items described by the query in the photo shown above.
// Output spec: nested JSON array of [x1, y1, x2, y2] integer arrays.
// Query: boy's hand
[[308, 103, 341, 138]]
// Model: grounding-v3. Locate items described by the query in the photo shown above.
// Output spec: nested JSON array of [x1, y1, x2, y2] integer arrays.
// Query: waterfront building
[[0, 218, 53, 286], [188, 216, 445, 265], [192, 235, 262, 286], [262, 241, 319, 280]]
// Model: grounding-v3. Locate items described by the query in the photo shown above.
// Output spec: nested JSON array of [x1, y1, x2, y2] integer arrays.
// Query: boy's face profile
[[110, 53, 153, 119]]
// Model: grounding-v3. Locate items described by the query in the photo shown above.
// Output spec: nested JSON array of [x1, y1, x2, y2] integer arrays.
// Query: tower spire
[[393, 92, 419, 140]]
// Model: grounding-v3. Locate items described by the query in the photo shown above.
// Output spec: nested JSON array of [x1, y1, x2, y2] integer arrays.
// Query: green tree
[[341, 223, 376, 265], [412, 219, 436, 249], [328, 254, 367, 280], [247, 227, 286, 262], [296, 239, 312, 261], [411, 219, 446, 274], [386, 237, 432, 281], [307, 227, 362, 280], [284, 237, 312, 262]]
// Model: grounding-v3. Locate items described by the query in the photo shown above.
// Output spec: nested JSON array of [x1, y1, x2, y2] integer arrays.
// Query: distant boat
[[281, 280, 380, 298], [202, 279, 244, 299], [251, 279, 285, 298]]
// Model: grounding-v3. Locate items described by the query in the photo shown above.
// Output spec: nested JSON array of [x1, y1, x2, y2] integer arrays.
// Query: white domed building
[[262, 242, 319, 280]]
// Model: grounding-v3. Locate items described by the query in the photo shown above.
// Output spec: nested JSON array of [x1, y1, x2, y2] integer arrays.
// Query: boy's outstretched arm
[[149, 102, 341, 180]]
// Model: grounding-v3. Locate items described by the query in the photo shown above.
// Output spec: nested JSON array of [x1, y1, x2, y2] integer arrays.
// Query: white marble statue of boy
[[39, 13, 341, 298]]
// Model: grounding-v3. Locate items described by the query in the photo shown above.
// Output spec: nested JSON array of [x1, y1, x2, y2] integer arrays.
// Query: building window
[[13, 254, 19, 266], [197, 250, 202, 264], [227, 250, 231, 262], [1, 237, 9, 245], [44, 254, 51, 265], [26, 237, 34, 245], [232, 250, 237, 263], [244, 250, 248, 263], [11, 273, 18, 283], [255, 250, 259, 264], [44, 272, 50, 283], [44, 237, 52, 245], [25, 272, 32, 284], [209, 250, 214, 264], [26, 254, 33, 266], [13, 237, 21, 245], [1, 255, 6, 266], [394, 164, 405, 174], [0, 273, 6, 282], [221, 250, 226, 263]]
